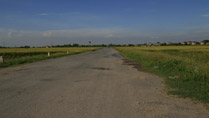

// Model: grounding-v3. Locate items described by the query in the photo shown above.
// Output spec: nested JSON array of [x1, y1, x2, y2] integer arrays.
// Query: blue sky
[[1, 0, 209, 46]]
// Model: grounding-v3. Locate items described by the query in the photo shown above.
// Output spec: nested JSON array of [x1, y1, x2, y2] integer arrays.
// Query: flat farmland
[[0, 47, 100, 67], [116, 46, 209, 103]]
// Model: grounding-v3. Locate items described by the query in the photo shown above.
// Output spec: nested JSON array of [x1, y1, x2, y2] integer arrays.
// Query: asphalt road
[[0, 48, 208, 118]]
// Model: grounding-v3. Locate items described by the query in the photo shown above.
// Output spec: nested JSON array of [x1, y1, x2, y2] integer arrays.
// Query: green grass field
[[0, 47, 100, 67], [115, 46, 209, 103]]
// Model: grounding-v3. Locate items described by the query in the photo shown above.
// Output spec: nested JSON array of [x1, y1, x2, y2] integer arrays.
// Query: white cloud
[[38, 13, 49, 16], [71, 12, 81, 15], [1, 28, 209, 46], [37, 12, 81, 16], [43, 28, 145, 39], [17, 34, 23, 37], [8, 32, 12, 38], [201, 14, 209, 17], [43, 31, 52, 37]]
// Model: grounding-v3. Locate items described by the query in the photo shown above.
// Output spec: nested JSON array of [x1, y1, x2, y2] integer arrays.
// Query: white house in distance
[[187, 41, 192, 45], [167, 42, 173, 45], [201, 41, 206, 45], [192, 41, 197, 45]]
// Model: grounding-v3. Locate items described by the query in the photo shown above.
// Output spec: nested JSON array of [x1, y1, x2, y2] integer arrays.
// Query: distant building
[[201, 41, 206, 45], [167, 42, 172, 45], [182, 42, 187, 45], [187, 41, 192, 45], [192, 41, 197, 45], [154, 42, 161, 46]]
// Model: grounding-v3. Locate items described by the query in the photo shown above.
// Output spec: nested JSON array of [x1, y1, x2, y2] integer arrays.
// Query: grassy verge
[[115, 46, 209, 103], [0, 47, 101, 68]]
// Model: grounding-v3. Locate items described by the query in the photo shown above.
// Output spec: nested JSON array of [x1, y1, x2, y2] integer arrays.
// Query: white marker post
[[0, 56, 3, 63], [48, 52, 50, 57]]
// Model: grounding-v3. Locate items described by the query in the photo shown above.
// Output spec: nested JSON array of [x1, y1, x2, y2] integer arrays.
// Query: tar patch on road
[[106, 54, 123, 58], [1, 72, 9, 75], [74, 80, 88, 83], [16, 68, 29, 72], [92, 67, 111, 70], [40, 78, 57, 82]]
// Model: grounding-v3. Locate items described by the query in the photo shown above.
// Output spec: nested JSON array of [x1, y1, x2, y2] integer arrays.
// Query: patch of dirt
[[122, 58, 152, 73]]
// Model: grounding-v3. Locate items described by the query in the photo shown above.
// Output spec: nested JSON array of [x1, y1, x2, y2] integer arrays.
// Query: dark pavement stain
[[106, 54, 123, 58], [16, 68, 29, 72], [74, 80, 88, 83], [92, 67, 111, 70], [1, 72, 9, 75], [40, 78, 56, 82]]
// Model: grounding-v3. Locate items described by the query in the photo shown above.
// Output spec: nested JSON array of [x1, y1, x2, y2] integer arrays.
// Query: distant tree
[[108, 44, 113, 47], [101, 44, 107, 47], [160, 43, 167, 46], [128, 44, 134, 47], [64, 44, 72, 47], [72, 44, 79, 47], [20, 46, 30, 48], [203, 40, 209, 43], [157, 42, 161, 45]]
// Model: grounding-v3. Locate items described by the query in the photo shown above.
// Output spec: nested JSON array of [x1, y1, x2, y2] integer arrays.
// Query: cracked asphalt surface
[[0, 48, 208, 118]]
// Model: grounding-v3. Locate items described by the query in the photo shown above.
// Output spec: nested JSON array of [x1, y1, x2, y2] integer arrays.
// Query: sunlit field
[[116, 46, 209, 103], [0, 47, 100, 67]]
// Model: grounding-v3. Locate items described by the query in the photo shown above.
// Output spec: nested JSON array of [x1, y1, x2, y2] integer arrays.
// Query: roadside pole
[[48, 52, 50, 57], [0, 56, 3, 63]]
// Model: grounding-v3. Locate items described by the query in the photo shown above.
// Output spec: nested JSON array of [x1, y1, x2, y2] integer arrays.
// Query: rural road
[[0, 48, 208, 118]]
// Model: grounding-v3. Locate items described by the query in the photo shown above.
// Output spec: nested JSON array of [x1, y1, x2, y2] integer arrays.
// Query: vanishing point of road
[[0, 48, 208, 118]]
